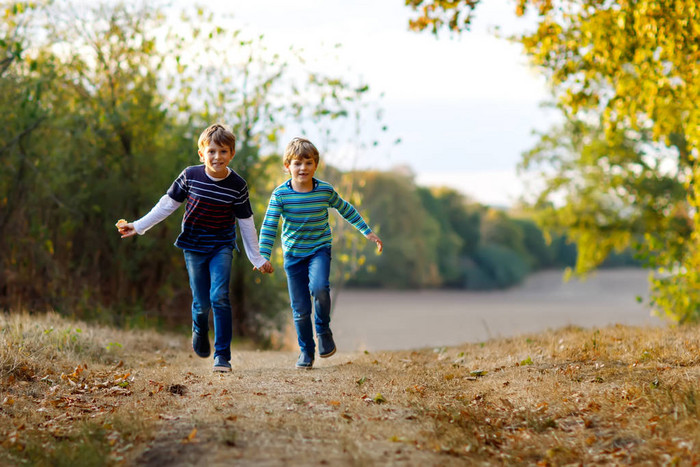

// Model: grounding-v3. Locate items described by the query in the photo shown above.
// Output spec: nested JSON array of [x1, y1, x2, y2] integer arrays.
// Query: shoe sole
[[295, 365, 313, 370], [213, 366, 232, 372], [319, 347, 336, 358]]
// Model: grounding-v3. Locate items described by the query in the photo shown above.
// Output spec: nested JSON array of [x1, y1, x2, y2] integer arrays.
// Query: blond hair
[[284, 137, 319, 166], [198, 123, 236, 152]]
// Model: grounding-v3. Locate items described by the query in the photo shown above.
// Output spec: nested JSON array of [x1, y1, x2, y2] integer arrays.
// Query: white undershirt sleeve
[[133, 194, 183, 235], [238, 216, 268, 268]]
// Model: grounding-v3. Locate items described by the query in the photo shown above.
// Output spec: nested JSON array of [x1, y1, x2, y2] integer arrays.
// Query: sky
[[179, 0, 558, 206]]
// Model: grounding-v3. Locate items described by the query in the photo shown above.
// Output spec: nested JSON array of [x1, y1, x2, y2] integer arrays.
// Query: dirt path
[[131, 269, 665, 466], [134, 350, 461, 467]]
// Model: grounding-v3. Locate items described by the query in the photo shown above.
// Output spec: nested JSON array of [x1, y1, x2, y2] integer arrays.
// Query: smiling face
[[285, 156, 318, 192], [199, 141, 234, 178]]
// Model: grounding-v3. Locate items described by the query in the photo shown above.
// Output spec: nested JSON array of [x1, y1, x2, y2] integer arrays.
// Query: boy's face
[[199, 141, 234, 178], [285, 156, 317, 186]]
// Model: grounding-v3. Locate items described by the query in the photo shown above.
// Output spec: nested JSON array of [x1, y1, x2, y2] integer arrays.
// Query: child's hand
[[116, 219, 137, 238], [365, 232, 383, 253], [255, 261, 274, 274]]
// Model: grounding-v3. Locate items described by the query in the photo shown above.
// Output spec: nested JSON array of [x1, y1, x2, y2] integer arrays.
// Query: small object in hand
[[115, 219, 128, 231]]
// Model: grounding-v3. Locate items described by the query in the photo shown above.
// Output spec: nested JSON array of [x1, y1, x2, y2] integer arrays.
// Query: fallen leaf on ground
[[182, 428, 197, 443]]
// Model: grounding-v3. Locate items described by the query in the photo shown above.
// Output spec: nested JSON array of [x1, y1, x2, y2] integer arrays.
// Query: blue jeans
[[283, 247, 332, 355], [183, 245, 233, 361]]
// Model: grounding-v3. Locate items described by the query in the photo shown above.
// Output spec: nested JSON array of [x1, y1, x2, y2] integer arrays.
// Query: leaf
[[373, 393, 387, 404], [356, 376, 367, 386], [470, 369, 487, 377], [183, 428, 197, 443], [520, 357, 534, 366]]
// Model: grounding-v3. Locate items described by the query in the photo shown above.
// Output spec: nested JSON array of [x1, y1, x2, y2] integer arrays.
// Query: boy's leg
[[209, 245, 234, 363], [283, 254, 315, 356], [184, 250, 212, 357], [308, 247, 332, 336], [308, 247, 335, 357]]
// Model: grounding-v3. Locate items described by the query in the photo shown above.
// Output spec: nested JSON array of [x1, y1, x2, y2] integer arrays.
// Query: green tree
[[0, 2, 53, 308], [417, 187, 465, 286], [0, 1, 384, 343], [520, 115, 688, 276], [512, 217, 554, 269], [348, 170, 441, 288], [407, 0, 700, 322]]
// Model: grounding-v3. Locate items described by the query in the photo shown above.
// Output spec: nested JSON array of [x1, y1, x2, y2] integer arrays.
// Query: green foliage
[[347, 171, 442, 288], [408, 0, 700, 322], [349, 177, 565, 290], [5, 0, 658, 342], [470, 244, 530, 289], [0, 1, 390, 342]]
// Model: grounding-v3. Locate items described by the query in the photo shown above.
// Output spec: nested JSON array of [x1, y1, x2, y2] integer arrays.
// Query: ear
[[198, 149, 205, 162], [283, 162, 290, 173]]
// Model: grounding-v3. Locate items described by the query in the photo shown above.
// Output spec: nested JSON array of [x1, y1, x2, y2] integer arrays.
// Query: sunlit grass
[[1, 312, 698, 465], [0, 312, 184, 466]]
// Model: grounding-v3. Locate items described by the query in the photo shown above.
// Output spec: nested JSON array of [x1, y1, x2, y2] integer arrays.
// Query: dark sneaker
[[213, 355, 232, 372], [192, 331, 211, 358], [318, 331, 336, 358], [295, 352, 314, 370]]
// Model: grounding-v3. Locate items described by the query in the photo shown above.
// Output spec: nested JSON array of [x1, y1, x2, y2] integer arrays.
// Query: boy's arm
[[238, 216, 273, 272], [258, 195, 283, 261], [135, 194, 182, 234], [119, 194, 182, 238], [329, 190, 382, 252], [329, 190, 372, 236]]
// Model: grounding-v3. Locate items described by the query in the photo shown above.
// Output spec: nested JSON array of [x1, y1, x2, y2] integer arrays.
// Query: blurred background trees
[[407, 0, 700, 323], [1, 0, 655, 345]]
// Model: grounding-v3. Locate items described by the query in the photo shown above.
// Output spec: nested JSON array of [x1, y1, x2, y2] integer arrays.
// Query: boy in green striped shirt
[[259, 137, 382, 369]]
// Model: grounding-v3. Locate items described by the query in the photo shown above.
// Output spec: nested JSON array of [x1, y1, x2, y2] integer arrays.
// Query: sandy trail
[[132, 268, 667, 467], [135, 349, 459, 467]]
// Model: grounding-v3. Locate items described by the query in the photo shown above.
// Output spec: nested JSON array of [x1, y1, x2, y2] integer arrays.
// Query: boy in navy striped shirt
[[118, 123, 273, 372], [259, 137, 382, 369]]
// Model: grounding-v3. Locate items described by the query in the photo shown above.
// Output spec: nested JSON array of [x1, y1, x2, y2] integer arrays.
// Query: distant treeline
[[321, 168, 639, 292]]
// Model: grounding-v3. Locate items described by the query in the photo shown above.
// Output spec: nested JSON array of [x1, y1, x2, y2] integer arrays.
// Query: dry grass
[[1, 312, 699, 466]]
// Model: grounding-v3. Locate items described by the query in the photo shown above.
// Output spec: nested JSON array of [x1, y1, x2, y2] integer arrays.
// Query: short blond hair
[[198, 123, 236, 152], [284, 137, 319, 166]]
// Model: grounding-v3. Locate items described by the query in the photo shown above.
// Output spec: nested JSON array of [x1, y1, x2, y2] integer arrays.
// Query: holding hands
[[255, 261, 274, 274]]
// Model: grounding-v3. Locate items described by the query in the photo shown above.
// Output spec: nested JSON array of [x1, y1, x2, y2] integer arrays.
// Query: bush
[[464, 245, 530, 290]]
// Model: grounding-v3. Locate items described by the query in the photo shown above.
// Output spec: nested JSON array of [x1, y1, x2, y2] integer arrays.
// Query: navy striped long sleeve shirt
[[167, 165, 253, 253]]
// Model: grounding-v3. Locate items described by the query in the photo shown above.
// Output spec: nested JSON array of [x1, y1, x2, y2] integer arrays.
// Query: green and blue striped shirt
[[259, 179, 371, 259]]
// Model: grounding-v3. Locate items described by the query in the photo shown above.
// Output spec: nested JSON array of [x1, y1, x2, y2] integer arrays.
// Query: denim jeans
[[283, 247, 332, 355], [183, 245, 234, 361]]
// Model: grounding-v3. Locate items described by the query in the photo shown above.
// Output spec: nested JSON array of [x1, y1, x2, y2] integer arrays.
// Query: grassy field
[[1, 311, 698, 466], [332, 269, 660, 351]]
